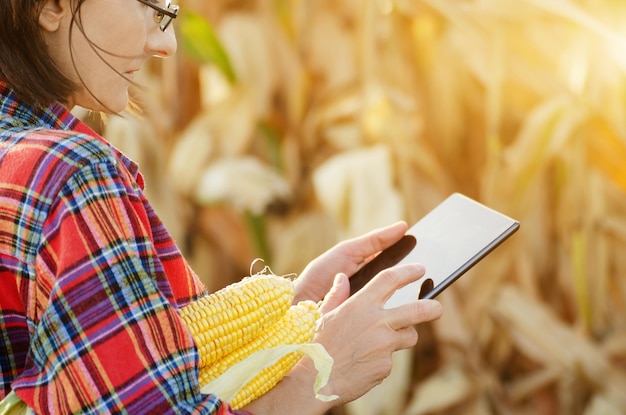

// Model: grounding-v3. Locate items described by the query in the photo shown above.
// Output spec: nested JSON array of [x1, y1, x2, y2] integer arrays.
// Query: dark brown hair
[[0, 0, 86, 105]]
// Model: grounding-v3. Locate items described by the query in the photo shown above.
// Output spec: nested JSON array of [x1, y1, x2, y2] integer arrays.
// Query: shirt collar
[[0, 79, 81, 131], [0, 79, 143, 187]]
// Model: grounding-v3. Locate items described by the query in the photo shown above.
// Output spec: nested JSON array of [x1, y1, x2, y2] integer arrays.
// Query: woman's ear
[[38, 0, 67, 32]]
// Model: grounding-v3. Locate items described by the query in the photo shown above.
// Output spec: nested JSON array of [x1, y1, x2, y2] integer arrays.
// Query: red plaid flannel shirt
[[0, 80, 252, 415]]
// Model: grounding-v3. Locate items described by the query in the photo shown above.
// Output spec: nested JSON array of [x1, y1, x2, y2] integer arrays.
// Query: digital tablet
[[349, 193, 520, 308]]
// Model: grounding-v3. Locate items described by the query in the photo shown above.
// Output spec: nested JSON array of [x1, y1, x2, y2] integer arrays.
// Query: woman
[[0, 1, 443, 414]]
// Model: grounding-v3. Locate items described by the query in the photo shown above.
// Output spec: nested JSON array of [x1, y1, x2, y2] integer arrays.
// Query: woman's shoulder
[[14, 126, 114, 162], [0, 123, 130, 210], [1, 122, 120, 176]]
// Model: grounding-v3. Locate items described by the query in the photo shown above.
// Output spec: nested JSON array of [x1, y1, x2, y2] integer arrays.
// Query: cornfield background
[[87, 0, 626, 413]]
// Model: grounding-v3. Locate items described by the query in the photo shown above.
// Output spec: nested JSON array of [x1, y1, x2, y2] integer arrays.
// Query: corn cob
[[179, 274, 294, 367], [229, 351, 303, 409], [198, 300, 319, 385], [199, 300, 321, 409]]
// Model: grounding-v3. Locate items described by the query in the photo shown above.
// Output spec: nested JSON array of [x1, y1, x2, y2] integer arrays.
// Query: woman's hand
[[310, 263, 443, 405], [243, 261, 442, 415], [293, 221, 409, 303]]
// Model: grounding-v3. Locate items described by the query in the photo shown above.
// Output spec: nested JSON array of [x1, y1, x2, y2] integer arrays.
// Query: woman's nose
[[146, 26, 178, 58]]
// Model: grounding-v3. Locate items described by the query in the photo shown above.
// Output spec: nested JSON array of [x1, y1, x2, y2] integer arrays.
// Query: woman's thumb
[[319, 273, 350, 314]]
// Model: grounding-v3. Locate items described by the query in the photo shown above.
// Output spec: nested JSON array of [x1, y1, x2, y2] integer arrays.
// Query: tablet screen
[[349, 193, 519, 308]]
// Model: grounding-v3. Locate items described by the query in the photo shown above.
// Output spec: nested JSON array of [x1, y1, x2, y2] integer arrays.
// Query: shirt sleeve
[[12, 160, 250, 415]]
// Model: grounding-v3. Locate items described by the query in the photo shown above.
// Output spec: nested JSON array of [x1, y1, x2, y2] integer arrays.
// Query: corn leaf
[[179, 11, 237, 84]]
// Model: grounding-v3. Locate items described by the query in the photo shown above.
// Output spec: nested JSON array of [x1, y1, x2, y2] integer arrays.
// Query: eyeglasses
[[136, 0, 179, 32]]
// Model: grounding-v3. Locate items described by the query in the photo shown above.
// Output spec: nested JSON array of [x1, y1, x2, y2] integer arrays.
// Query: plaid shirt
[[0, 80, 251, 415]]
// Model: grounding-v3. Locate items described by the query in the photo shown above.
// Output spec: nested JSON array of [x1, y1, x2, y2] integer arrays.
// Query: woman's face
[[40, 0, 177, 112]]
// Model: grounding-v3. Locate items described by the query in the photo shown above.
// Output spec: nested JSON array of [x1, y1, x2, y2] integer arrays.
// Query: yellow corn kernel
[[199, 301, 320, 409], [230, 351, 302, 409], [179, 274, 294, 367]]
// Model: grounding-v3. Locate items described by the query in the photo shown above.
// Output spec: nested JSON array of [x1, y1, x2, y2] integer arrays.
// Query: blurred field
[[99, 0, 626, 413]]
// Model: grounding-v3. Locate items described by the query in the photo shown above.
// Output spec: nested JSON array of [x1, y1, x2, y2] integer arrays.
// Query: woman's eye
[[154, 10, 165, 23]]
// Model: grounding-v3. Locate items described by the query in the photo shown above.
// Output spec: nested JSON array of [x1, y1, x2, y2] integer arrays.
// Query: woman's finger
[[363, 263, 426, 303], [393, 326, 419, 350], [294, 221, 408, 302], [386, 299, 443, 330], [340, 221, 409, 267], [319, 273, 350, 314]]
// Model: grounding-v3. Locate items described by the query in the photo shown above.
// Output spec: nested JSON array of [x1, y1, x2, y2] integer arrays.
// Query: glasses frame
[[136, 0, 179, 32]]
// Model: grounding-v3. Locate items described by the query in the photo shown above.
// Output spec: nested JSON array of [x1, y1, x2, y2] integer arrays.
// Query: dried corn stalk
[[93, 0, 626, 413]]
